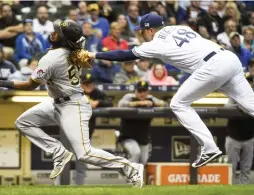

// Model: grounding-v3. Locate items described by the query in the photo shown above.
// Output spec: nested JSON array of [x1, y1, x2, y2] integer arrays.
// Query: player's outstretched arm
[[88, 50, 139, 62], [0, 78, 40, 90]]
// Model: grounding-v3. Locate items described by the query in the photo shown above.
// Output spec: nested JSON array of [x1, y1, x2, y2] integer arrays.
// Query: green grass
[[1, 185, 254, 195]]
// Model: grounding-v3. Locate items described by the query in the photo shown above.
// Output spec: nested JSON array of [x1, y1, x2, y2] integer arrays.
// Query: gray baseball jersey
[[31, 48, 83, 98], [118, 93, 165, 107]]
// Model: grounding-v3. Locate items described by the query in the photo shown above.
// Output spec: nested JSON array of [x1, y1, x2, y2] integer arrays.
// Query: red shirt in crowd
[[102, 36, 129, 50]]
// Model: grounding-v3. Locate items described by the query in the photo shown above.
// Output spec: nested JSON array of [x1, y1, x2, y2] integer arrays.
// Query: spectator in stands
[[200, 0, 213, 11], [143, 63, 178, 86], [67, 8, 78, 23], [47, 0, 71, 9], [217, 19, 243, 49], [0, 3, 23, 60], [87, 3, 109, 39], [139, 1, 158, 15], [117, 14, 139, 47], [197, 2, 223, 39], [13, 19, 47, 67], [249, 12, 254, 28], [229, 32, 252, 72], [180, 1, 206, 30], [97, 1, 116, 23], [118, 81, 167, 165], [92, 47, 121, 83], [80, 71, 113, 138], [245, 58, 254, 87], [225, 73, 254, 184], [77, 1, 89, 25], [215, 0, 226, 18], [241, 26, 254, 57], [0, 44, 16, 81], [134, 59, 150, 78], [33, 5, 54, 41], [155, 2, 170, 24], [164, 0, 177, 25], [82, 22, 100, 53], [127, 0, 140, 8], [222, 2, 242, 33], [126, 5, 141, 33], [102, 22, 129, 51], [113, 60, 140, 84], [177, 0, 190, 24], [9, 58, 38, 81]]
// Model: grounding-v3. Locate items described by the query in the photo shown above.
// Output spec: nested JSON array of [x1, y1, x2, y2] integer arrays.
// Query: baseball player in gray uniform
[[88, 13, 254, 168], [118, 81, 167, 165], [0, 19, 143, 187]]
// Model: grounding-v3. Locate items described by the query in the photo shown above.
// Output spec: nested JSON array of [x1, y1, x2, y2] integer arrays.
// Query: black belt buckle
[[203, 51, 217, 62], [54, 96, 71, 104]]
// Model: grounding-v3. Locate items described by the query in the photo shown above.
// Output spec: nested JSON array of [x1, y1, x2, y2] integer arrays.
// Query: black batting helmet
[[53, 19, 85, 50]]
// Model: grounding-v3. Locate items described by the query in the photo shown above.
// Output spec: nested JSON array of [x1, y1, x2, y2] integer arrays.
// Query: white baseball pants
[[170, 49, 254, 154], [121, 139, 149, 165]]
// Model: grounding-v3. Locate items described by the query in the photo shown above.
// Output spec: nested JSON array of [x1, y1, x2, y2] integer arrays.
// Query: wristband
[[0, 80, 14, 89], [129, 102, 137, 107]]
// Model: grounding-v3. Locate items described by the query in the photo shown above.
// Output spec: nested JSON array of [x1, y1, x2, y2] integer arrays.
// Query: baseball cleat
[[192, 150, 222, 168], [130, 163, 144, 188], [50, 151, 74, 179]]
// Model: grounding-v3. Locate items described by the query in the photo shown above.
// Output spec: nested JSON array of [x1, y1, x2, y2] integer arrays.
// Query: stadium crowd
[[0, 0, 253, 86], [1, 0, 254, 185]]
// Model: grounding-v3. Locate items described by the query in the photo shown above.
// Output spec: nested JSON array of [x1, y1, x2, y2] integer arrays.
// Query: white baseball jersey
[[132, 25, 222, 74], [31, 48, 83, 98]]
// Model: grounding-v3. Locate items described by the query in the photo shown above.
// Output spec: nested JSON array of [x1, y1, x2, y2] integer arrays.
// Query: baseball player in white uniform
[[88, 13, 254, 168], [0, 19, 143, 187]]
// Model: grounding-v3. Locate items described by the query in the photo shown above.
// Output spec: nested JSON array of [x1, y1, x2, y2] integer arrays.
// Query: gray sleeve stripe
[[132, 48, 140, 57]]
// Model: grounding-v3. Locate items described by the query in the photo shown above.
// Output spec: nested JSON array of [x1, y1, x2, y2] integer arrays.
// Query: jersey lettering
[[173, 29, 197, 47], [68, 64, 81, 85], [158, 28, 175, 40]]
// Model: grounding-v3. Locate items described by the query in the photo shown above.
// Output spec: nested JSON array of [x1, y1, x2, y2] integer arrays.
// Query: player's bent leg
[[56, 98, 144, 187], [169, 73, 222, 153], [220, 70, 254, 117], [139, 144, 149, 165], [15, 100, 67, 161], [169, 57, 237, 167], [121, 139, 141, 163], [15, 100, 72, 179]]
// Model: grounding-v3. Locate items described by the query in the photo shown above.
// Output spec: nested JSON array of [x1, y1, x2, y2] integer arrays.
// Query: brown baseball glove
[[69, 49, 92, 68]]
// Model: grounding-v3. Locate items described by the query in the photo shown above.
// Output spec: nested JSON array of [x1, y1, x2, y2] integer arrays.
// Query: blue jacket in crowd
[[84, 34, 101, 52], [13, 33, 47, 63], [92, 61, 121, 83], [234, 46, 252, 71], [89, 18, 109, 39]]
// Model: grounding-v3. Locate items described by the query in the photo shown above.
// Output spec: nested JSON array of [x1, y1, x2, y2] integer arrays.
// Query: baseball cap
[[23, 19, 33, 24], [136, 81, 149, 92], [134, 13, 164, 31], [229, 32, 240, 39], [80, 72, 94, 84], [88, 3, 99, 11]]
